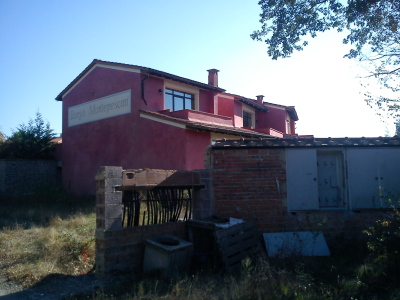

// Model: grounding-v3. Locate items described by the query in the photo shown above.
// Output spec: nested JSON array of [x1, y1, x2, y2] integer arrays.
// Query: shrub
[[360, 193, 400, 295], [0, 111, 55, 159]]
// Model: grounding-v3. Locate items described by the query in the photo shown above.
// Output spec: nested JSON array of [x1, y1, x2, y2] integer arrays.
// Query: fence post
[[193, 169, 213, 219], [95, 166, 123, 278]]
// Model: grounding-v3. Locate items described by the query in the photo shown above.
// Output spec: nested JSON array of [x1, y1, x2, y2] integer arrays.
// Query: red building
[[56, 59, 298, 194]]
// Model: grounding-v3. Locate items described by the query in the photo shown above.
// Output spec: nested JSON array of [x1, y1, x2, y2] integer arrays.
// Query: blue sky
[[0, 0, 395, 137]]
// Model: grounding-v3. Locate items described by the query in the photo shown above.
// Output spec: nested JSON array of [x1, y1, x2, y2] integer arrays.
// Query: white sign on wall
[[68, 90, 131, 127]]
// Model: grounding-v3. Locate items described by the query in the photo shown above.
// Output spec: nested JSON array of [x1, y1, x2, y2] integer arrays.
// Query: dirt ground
[[0, 271, 102, 300]]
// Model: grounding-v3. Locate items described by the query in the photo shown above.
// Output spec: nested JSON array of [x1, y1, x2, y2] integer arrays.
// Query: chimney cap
[[207, 69, 219, 87], [256, 95, 265, 105]]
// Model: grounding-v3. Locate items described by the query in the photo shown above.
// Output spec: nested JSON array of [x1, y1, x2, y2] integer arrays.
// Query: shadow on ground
[[0, 273, 101, 300]]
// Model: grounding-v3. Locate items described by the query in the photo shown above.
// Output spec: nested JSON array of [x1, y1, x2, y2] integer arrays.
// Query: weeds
[[0, 188, 95, 288], [1, 187, 400, 299], [359, 195, 400, 296]]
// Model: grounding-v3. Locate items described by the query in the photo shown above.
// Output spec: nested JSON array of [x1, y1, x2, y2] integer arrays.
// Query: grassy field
[[0, 187, 399, 299], [0, 187, 96, 288]]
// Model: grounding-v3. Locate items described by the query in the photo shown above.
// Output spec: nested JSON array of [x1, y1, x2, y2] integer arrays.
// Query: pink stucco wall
[[261, 106, 288, 134], [217, 96, 234, 120], [185, 130, 211, 170], [60, 64, 298, 194], [62, 67, 211, 195], [198, 90, 215, 113]]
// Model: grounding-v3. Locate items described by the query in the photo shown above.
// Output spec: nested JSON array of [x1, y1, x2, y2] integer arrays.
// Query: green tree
[[0, 112, 56, 159], [251, 0, 400, 125], [0, 130, 6, 143]]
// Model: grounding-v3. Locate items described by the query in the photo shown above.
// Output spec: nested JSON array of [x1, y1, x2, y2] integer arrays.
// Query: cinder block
[[104, 217, 122, 231]]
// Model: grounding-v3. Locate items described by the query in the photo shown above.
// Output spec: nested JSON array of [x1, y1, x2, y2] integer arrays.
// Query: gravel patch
[[0, 273, 24, 297]]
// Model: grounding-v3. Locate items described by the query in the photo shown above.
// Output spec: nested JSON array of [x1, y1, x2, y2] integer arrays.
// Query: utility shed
[[286, 145, 400, 211], [208, 136, 400, 242]]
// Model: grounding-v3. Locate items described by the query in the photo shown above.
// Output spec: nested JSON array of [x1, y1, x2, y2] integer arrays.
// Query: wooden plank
[[219, 234, 259, 256], [213, 222, 261, 272], [115, 184, 205, 191], [215, 221, 256, 240], [223, 245, 257, 268], [216, 227, 257, 248], [122, 169, 200, 187]]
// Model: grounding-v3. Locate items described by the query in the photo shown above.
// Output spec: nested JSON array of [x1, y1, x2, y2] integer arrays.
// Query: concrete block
[[143, 234, 193, 278]]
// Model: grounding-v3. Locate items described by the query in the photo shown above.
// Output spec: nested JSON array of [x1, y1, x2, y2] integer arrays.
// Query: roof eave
[[140, 69, 225, 92], [236, 98, 268, 112], [285, 106, 299, 121], [139, 110, 271, 138], [55, 59, 99, 101], [185, 125, 271, 138], [55, 59, 225, 101]]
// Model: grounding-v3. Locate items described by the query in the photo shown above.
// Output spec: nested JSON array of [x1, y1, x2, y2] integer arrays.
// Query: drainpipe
[[141, 74, 149, 105]]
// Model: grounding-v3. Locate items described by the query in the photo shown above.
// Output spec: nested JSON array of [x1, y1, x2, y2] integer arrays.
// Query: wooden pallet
[[214, 222, 260, 272]]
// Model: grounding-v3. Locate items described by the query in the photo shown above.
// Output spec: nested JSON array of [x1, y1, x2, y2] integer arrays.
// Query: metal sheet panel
[[286, 149, 318, 211], [348, 148, 400, 209], [376, 148, 400, 208], [317, 151, 344, 208], [263, 231, 330, 257], [348, 148, 380, 209]]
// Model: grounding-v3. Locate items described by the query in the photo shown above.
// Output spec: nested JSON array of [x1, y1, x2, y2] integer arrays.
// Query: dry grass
[[0, 193, 95, 288], [1, 189, 399, 299]]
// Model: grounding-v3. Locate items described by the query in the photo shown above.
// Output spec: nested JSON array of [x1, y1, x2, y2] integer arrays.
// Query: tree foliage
[[0, 112, 56, 159], [0, 130, 6, 143], [251, 0, 400, 123]]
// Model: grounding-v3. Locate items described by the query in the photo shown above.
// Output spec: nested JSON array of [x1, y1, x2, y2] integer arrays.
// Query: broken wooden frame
[[115, 169, 204, 227]]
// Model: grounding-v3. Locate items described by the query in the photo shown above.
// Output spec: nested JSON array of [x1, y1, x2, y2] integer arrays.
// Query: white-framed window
[[164, 80, 199, 111], [242, 106, 255, 128]]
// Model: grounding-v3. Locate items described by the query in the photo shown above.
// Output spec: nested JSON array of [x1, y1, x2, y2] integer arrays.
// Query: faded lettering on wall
[[68, 90, 131, 127]]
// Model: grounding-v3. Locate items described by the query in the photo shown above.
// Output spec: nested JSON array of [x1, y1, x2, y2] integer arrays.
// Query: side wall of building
[[62, 67, 215, 195], [262, 107, 288, 134], [209, 147, 382, 243]]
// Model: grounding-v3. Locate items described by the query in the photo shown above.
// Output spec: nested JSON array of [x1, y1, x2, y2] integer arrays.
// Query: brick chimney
[[207, 69, 219, 87], [256, 95, 264, 105]]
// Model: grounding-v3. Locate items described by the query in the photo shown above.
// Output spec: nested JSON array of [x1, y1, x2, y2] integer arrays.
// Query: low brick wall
[[95, 166, 209, 278], [0, 159, 60, 196], [209, 147, 383, 244]]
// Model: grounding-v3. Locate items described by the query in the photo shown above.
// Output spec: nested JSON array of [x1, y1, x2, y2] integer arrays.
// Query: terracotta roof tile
[[213, 136, 400, 148]]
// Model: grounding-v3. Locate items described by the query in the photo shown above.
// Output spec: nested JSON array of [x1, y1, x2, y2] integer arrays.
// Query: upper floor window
[[165, 88, 194, 111], [243, 111, 253, 127]]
